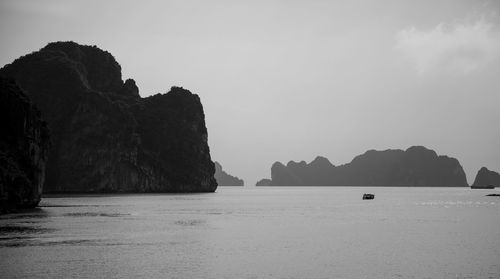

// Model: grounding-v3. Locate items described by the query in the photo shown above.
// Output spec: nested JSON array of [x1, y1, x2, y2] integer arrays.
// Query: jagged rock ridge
[[472, 167, 500, 187], [0, 41, 217, 193], [261, 146, 468, 186], [214, 162, 244, 186], [0, 78, 50, 211]]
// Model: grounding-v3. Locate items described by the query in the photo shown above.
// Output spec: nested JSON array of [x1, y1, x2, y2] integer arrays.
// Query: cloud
[[395, 18, 500, 75]]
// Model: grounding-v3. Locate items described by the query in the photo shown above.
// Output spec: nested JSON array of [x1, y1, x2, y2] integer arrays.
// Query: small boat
[[471, 185, 495, 189], [363, 193, 375, 200]]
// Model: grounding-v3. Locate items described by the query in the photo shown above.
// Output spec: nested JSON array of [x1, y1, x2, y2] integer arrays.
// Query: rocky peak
[[404, 145, 438, 160], [42, 41, 123, 93], [272, 161, 286, 170], [309, 156, 334, 168], [472, 167, 500, 187], [117, 78, 140, 99]]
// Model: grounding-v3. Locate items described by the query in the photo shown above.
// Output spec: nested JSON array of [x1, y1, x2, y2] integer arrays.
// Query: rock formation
[[255, 178, 271, 186], [260, 146, 468, 186], [0, 41, 217, 193], [0, 78, 50, 212], [472, 167, 500, 188], [214, 162, 244, 186]]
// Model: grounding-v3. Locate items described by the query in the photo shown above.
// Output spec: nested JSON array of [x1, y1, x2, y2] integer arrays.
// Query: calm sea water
[[1, 187, 499, 279]]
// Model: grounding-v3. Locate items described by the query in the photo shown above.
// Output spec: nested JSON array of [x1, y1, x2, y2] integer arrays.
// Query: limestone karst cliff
[[214, 162, 244, 186], [472, 167, 500, 188], [0, 78, 50, 211], [0, 41, 217, 193], [260, 146, 468, 186]]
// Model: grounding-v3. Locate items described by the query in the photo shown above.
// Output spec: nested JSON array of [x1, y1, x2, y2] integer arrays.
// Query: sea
[[1, 187, 499, 279]]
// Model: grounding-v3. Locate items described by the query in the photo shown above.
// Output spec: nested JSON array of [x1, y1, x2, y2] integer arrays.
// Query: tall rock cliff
[[0, 78, 50, 211], [214, 161, 244, 186], [472, 167, 500, 187], [0, 41, 217, 193], [262, 146, 468, 186]]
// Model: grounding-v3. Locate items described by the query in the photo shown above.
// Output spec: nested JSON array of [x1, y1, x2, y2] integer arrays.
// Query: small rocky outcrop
[[0, 78, 50, 212], [472, 167, 500, 188], [214, 162, 244, 186], [259, 146, 468, 186], [0, 41, 217, 193], [255, 178, 271, 186]]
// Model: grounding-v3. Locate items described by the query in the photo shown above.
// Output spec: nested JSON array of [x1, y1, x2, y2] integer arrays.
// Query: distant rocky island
[[256, 178, 271, 186], [0, 78, 50, 212], [0, 41, 217, 194], [257, 146, 468, 186], [214, 162, 244, 186], [472, 167, 499, 188]]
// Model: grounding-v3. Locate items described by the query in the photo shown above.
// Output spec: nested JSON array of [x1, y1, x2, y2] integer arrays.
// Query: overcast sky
[[1, 0, 499, 185]]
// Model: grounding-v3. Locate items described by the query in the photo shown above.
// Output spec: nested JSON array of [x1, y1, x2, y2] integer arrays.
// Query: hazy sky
[[1, 0, 499, 185]]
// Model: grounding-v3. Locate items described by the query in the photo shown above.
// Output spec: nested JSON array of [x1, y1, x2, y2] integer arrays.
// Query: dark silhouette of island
[[0, 78, 50, 212], [472, 167, 499, 188], [257, 146, 468, 186], [256, 178, 271, 186], [214, 162, 244, 186], [0, 41, 217, 193]]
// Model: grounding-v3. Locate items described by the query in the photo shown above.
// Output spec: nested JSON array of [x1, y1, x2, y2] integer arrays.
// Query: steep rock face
[[214, 162, 244, 186], [472, 167, 500, 187], [132, 88, 217, 192], [262, 146, 468, 186], [0, 41, 217, 193], [0, 78, 50, 211]]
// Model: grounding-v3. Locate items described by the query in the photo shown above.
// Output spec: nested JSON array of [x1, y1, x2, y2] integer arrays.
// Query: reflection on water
[[41, 205, 113, 207], [63, 212, 130, 217], [174, 219, 206, 226], [0, 208, 48, 219], [0, 225, 54, 234], [0, 187, 499, 279], [0, 208, 55, 247]]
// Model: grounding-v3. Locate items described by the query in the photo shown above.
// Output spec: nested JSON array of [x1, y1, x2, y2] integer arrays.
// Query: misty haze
[[1, 1, 499, 278]]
